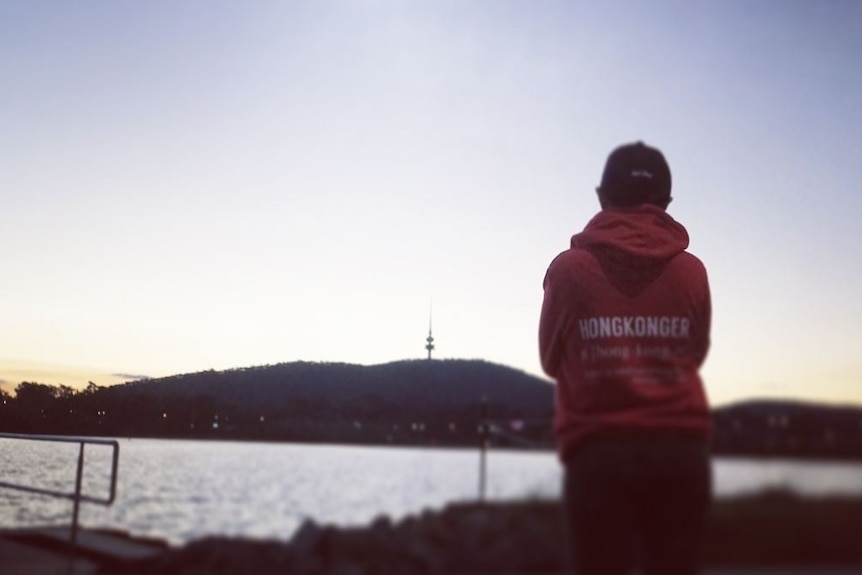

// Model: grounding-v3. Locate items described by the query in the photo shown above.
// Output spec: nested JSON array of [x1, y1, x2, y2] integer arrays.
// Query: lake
[[2, 437, 862, 545]]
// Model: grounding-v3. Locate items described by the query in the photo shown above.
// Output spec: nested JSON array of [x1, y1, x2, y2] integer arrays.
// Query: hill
[[2, 359, 556, 447], [3, 361, 862, 459], [113, 359, 553, 413]]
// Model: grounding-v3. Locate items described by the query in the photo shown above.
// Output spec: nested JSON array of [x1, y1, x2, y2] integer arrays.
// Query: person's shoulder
[[675, 250, 707, 271], [671, 251, 710, 285], [543, 246, 597, 288], [547, 246, 595, 272]]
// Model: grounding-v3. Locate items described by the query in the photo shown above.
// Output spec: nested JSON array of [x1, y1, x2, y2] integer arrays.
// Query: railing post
[[70, 442, 85, 548], [478, 396, 488, 502]]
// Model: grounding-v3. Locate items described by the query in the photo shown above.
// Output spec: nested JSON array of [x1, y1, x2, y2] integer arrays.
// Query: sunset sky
[[1, 1, 860, 407]]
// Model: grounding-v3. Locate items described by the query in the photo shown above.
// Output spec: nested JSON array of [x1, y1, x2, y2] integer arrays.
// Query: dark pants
[[563, 436, 711, 575]]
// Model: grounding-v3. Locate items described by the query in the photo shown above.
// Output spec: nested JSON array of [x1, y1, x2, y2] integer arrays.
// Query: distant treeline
[[711, 400, 862, 460], [1, 360, 861, 460]]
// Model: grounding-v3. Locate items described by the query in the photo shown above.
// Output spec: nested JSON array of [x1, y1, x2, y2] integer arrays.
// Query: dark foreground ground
[[91, 490, 862, 575]]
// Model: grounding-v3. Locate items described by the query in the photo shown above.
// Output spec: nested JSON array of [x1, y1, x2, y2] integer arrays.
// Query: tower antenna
[[425, 301, 435, 360]]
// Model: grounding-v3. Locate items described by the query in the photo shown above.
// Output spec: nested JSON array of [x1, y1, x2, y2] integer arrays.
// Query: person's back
[[539, 142, 712, 575]]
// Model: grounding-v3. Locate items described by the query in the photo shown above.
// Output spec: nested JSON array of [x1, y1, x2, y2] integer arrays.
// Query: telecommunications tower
[[425, 305, 435, 360]]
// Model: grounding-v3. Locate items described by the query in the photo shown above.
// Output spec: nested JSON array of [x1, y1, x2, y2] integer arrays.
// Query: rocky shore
[[105, 491, 862, 575]]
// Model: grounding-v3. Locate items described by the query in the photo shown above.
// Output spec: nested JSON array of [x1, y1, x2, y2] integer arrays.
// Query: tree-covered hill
[[3, 362, 862, 459], [0, 359, 555, 447], [112, 359, 553, 413]]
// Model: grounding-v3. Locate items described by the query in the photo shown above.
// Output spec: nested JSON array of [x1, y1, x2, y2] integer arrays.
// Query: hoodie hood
[[571, 204, 689, 261], [571, 205, 690, 297]]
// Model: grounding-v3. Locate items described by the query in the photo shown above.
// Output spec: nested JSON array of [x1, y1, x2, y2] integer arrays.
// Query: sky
[[1, 1, 860, 407]]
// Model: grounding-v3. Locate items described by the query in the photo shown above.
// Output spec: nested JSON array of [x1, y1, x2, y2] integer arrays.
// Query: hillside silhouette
[[1, 359, 555, 447], [3, 360, 862, 459], [118, 359, 552, 413]]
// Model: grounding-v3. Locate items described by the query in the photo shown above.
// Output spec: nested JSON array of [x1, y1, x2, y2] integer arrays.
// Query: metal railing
[[0, 432, 120, 547]]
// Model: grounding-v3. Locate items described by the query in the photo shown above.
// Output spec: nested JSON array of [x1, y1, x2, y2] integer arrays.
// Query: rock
[[102, 499, 567, 575], [404, 538, 446, 573], [291, 519, 324, 555], [329, 560, 366, 575]]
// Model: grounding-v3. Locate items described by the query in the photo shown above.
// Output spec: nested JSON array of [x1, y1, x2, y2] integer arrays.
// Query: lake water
[[2, 437, 862, 545]]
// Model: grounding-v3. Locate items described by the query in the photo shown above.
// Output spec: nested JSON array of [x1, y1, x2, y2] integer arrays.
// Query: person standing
[[539, 142, 712, 575]]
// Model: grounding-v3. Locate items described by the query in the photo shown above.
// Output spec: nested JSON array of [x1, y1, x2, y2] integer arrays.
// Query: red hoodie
[[539, 205, 711, 462]]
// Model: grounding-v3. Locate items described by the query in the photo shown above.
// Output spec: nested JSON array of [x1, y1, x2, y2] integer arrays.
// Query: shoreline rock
[[106, 500, 565, 575], [105, 491, 862, 574]]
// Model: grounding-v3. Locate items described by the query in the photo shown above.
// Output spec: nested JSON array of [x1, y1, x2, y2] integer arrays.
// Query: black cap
[[598, 141, 672, 207]]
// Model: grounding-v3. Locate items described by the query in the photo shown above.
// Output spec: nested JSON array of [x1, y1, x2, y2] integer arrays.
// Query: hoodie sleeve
[[539, 256, 573, 379]]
